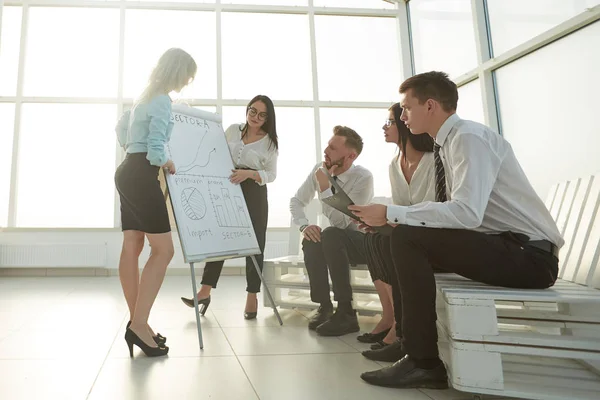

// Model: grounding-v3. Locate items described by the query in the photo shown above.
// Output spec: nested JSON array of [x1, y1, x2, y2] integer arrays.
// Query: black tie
[[331, 176, 338, 194], [434, 143, 447, 202]]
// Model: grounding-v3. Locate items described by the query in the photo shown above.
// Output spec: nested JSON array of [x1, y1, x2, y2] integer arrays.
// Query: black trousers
[[390, 225, 559, 360], [201, 179, 268, 293], [364, 233, 403, 337], [302, 227, 366, 304]]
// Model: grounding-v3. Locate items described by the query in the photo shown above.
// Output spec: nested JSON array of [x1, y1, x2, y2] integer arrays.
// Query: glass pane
[[457, 80, 485, 124], [410, 0, 478, 78], [495, 21, 600, 199], [314, 0, 395, 8], [0, 104, 15, 227], [221, 106, 316, 227], [24, 8, 120, 97], [320, 108, 396, 199], [487, 0, 600, 56], [222, 0, 306, 4], [315, 16, 402, 102], [16, 104, 117, 227], [222, 13, 312, 100], [129, 0, 213, 2], [0, 7, 22, 96], [124, 10, 217, 100]]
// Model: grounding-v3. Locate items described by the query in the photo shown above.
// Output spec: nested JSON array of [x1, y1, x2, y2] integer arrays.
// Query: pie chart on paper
[[181, 187, 207, 220]]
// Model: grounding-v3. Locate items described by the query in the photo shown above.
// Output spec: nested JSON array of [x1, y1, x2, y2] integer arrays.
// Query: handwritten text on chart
[[222, 230, 253, 240], [171, 113, 209, 128], [174, 177, 204, 186], [187, 228, 214, 240]]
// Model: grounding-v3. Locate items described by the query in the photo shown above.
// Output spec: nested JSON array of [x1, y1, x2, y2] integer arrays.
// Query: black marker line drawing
[[178, 148, 216, 174], [181, 187, 207, 220], [207, 179, 251, 228]]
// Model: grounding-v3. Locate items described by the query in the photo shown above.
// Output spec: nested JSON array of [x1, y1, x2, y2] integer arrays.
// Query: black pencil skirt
[[115, 152, 171, 234]]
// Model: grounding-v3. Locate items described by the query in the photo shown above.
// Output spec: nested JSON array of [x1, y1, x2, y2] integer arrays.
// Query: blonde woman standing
[[115, 48, 197, 357]]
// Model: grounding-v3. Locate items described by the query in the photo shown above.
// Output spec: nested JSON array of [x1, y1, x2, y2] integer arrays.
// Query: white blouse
[[389, 152, 435, 206], [225, 123, 278, 186]]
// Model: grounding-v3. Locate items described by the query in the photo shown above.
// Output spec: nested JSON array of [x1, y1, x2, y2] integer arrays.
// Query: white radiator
[[0, 243, 108, 268], [263, 241, 289, 259]]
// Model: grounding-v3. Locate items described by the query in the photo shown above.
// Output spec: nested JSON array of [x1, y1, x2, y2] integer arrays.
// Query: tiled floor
[[0, 275, 506, 400]]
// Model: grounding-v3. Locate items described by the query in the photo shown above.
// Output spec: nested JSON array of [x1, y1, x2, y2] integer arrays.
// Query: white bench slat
[[573, 186, 600, 289], [560, 176, 594, 279], [544, 183, 559, 211], [549, 181, 569, 221], [562, 176, 600, 283], [556, 178, 581, 237]]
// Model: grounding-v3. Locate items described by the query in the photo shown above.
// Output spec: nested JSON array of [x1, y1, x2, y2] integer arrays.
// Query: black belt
[[525, 240, 559, 258]]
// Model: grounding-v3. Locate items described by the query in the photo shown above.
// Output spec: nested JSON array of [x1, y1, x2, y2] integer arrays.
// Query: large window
[[0, 104, 15, 227], [315, 15, 403, 102], [487, 0, 600, 56], [16, 104, 117, 228], [24, 8, 120, 97], [124, 10, 217, 100], [221, 13, 312, 100], [409, 0, 478, 78], [457, 80, 485, 125], [314, 0, 394, 8], [0, 6, 21, 96]]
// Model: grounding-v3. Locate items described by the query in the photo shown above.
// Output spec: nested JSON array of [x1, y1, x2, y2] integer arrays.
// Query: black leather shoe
[[361, 355, 448, 389], [308, 305, 334, 330], [357, 327, 390, 343], [362, 340, 405, 362], [315, 309, 360, 336]]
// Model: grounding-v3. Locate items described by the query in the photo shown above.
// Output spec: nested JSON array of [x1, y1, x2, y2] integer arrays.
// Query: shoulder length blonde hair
[[137, 48, 197, 105]]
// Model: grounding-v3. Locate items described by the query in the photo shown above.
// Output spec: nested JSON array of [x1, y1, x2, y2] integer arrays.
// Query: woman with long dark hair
[[358, 103, 435, 362], [181, 95, 278, 319]]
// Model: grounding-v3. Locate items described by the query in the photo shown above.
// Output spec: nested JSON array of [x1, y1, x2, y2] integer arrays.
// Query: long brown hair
[[241, 95, 279, 151], [389, 103, 434, 154]]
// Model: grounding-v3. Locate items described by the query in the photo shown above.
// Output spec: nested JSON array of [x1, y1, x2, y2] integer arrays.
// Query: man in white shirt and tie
[[290, 125, 374, 336], [350, 71, 563, 389]]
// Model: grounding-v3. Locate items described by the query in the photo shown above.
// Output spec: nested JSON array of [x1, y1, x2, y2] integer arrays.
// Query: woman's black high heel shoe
[[125, 328, 169, 358], [180, 296, 211, 316], [357, 327, 391, 343], [244, 298, 258, 320], [126, 321, 166, 346]]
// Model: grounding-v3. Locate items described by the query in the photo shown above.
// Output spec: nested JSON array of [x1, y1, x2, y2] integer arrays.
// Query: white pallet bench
[[263, 175, 600, 398], [436, 174, 600, 399]]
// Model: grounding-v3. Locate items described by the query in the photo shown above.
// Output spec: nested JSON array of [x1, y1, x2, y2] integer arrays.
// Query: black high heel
[[357, 327, 391, 343], [125, 328, 169, 358], [181, 296, 211, 316], [126, 321, 166, 346], [244, 298, 258, 320]]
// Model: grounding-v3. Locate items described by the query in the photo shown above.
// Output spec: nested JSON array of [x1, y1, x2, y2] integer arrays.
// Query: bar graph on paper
[[209, 181, 250, 228]]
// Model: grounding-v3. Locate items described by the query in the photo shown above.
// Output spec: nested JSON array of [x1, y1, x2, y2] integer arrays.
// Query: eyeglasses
[[248, 107, 268, 121], [384, 119, 396, 128]]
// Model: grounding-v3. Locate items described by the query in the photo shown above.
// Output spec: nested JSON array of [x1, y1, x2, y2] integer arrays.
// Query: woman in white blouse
[[181, 95, 279, 319], [358, 103, 435, 358]]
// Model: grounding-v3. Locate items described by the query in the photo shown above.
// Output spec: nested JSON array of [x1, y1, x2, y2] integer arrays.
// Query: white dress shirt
[[386, 114, 564, 247], [226, 123, 278, 186], [390, 152, 435, 206], [290, 162, 374, 230]]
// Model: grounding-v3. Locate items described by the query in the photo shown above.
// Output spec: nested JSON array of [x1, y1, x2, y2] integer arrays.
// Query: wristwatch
[[299, 224, 308, 232]]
